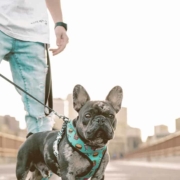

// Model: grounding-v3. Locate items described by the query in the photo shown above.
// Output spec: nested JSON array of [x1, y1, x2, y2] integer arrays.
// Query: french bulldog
[[16, 84, 123, 180]]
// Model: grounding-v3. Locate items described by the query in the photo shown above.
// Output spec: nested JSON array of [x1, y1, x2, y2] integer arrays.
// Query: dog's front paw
[[91, 175, 104, 180]]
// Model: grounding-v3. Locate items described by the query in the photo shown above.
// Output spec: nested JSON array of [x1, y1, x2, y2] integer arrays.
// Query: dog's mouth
[[85, 129, 109, 147], [86, 126, 114, 140], [94, 130, 107, 139], [88, 129, 109, 142], [83, 126, 115, 147]]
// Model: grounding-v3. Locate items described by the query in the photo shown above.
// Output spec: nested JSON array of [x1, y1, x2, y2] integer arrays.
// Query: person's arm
[[46, 0, 63, 23], [46, 0, 68, 55]]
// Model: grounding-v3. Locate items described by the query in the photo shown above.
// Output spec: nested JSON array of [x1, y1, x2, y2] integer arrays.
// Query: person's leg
[[0, 30, 13, 64], [9, 40, 54, 133]]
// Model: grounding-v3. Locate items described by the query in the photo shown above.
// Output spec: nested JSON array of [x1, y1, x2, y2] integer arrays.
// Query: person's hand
[[50, 26, 69, 56]]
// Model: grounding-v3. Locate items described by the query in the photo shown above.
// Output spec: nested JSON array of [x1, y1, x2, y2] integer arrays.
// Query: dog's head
[[72, 85, 123, 147]]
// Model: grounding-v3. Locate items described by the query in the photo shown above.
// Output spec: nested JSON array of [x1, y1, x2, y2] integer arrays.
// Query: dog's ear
[[73, 85, 90, 112], [106, 86, 123, 113]]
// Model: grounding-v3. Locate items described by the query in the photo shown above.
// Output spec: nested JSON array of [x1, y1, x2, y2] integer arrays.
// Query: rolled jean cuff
[[26, 112, 55, 133]]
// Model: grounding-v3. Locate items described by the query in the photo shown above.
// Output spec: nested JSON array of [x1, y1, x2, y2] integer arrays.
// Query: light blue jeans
[[0, 30, 54, 133]]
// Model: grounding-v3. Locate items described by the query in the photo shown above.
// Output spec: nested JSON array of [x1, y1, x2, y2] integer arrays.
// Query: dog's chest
[[63, 143, 91, 175]]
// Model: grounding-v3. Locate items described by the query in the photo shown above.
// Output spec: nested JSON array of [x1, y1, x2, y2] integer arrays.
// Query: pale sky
[[0, 0, 180, 141]]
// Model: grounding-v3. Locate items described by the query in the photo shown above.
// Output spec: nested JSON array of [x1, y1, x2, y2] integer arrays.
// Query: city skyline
[[0, 98, 179, 142], [0, 0, 180, 142]]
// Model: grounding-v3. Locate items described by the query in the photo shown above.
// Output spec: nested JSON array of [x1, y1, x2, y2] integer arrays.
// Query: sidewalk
[[112, 160, 180, 170]]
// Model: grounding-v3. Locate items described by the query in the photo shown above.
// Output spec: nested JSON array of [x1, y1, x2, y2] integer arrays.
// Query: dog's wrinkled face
[[73, 85, 123, 147]]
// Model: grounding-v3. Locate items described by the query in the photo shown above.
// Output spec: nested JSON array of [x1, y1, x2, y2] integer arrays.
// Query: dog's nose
[[97, 117, 105, 125]]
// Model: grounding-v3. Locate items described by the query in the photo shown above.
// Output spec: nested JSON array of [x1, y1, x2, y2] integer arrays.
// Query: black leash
[[0, 73, 51, 111], [0, 45, 69, 122], [0, 73, 69, 121], [45, 44, 53, 116]]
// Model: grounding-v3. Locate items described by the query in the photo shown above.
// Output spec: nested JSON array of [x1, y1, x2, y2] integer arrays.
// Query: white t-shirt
[[0, 0, 49, 44]]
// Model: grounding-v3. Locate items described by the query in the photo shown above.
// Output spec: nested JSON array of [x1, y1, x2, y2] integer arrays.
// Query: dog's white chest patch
[[67, 153, 91, 179], [64, 144, 73, 161], [63, 143, 91, 179]]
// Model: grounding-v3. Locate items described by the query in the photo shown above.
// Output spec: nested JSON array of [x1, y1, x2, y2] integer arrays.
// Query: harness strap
[[66, 121, 107, 180]]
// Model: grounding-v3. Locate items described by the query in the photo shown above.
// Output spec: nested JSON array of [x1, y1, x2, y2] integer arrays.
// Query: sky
[[0, 0, 180, 142]]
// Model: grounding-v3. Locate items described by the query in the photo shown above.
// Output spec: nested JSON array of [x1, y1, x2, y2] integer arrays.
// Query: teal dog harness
[[66, 121, 107, 180]]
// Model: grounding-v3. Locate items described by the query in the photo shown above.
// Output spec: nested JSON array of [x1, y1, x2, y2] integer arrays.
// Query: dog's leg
[[16, 156, 30, 180], [28, 169, 43, 180], [16, 146, 34, 180], [60, 168, 75, 180], [91, 153, 109, 180], [16, 161, 29, 180], [16, 167, 29, 180], [61, 174, 75, 180], [91, 175, 104, 180]]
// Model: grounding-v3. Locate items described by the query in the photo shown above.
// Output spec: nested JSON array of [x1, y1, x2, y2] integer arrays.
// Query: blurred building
[[154, 125, 169, 138], [66, 94, 78, 120], [143, 125, 170, 146], [53, 95, 78, 130], [0, 115, 19, 133], [126, 126, 142, 153], [175, 118, 180, 132], [108, 107, 128, 159], [53, 98, 69, 130], [0, 115, 27, 137]]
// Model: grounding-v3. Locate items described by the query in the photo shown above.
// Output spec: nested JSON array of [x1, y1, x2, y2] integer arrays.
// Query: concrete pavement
[[1, 160, 180, 180]]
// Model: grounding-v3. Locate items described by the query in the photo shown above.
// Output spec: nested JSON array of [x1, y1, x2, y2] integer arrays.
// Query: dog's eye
[[108, 114, 114, 118], [85, 114, 91, 118]]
